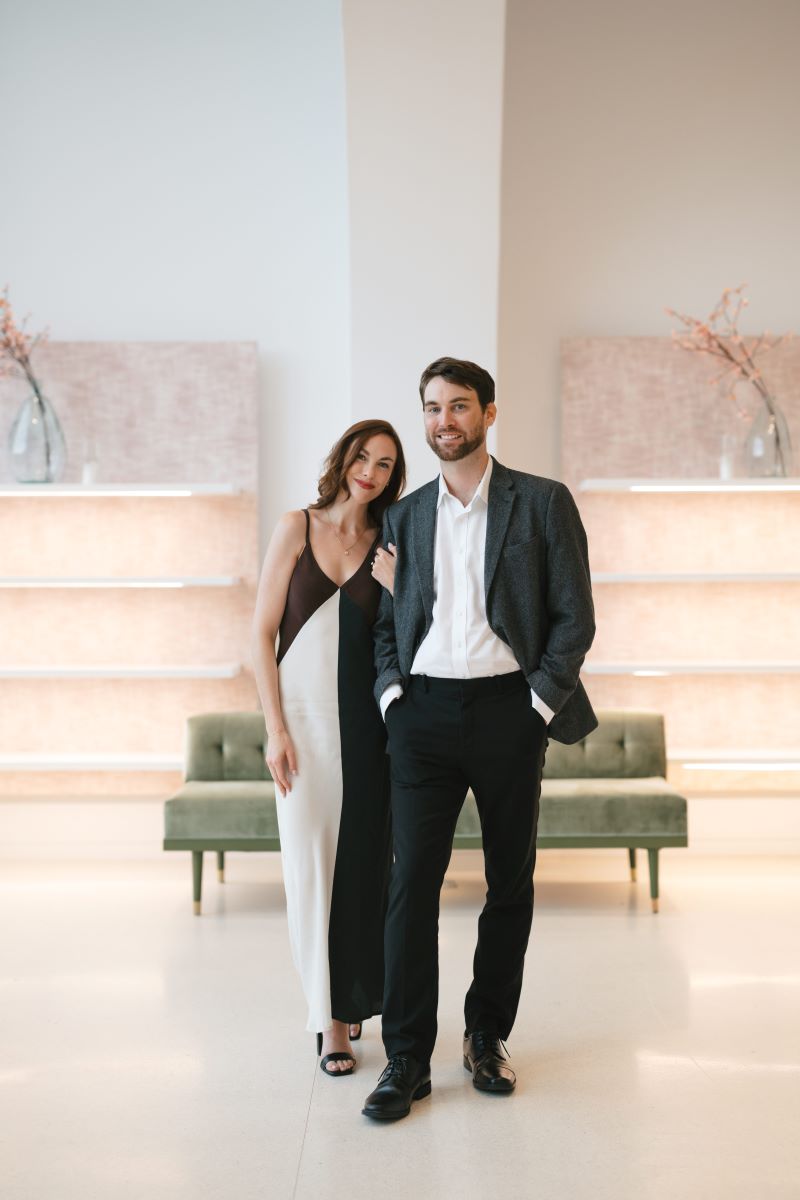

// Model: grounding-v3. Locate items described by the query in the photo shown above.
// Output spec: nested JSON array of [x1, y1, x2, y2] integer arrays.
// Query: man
[[362, 357, 597, 1121]]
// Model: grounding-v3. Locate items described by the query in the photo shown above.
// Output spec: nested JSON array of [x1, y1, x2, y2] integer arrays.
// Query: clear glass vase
[[7, 388, 67, 483], [743, 396, 793, 478]]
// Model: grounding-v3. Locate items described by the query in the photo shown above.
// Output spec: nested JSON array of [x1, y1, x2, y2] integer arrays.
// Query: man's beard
[[426, 427, 486, 461]]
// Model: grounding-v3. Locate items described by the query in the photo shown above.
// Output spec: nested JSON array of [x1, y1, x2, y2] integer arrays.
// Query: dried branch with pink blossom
[[0, 287, 49, 402], [665, 284, 790, 416]]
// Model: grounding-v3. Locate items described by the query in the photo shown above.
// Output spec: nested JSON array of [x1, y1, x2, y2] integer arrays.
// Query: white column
[[342, 0, 506, 490]]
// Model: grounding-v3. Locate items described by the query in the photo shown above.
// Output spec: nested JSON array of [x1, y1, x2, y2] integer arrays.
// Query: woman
[[251, 420, 404, 1076]]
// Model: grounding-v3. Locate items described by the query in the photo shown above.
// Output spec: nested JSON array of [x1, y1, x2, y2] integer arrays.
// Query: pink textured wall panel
[[585, 674, 799, 752], [1, 678, 259, 755], [591, 583, 800, 664], [0, 772, 183, 798], [0, 342, 259, 488], [0, 494, 257, 578], [582, 494, 800, 574], [561, 337, 800, 496], [0, 586, 257, 666]]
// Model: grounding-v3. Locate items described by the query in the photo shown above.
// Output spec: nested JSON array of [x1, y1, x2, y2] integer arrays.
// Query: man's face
[[422, 377, 496, 462]]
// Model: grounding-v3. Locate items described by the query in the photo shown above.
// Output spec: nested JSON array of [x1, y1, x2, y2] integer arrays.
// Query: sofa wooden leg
[[192, 851, 203, 915], [217, 850, 225, 883], [628, 847, 637, 881], [647, 848, 659, 913]]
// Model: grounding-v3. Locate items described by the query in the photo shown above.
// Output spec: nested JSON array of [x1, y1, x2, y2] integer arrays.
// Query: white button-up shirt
[[381, 458, 555, 724]]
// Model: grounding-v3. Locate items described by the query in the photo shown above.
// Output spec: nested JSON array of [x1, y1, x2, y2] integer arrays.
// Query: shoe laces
[[470, 1031, 509, 1061], [380, 1054, 414, 1082]]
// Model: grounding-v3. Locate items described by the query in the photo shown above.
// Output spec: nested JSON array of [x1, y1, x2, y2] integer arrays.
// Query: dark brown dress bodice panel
[[276, 510, 383, 666]]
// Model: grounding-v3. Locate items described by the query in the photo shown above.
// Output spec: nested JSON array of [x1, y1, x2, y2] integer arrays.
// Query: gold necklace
[[324, 509, 369, 556]]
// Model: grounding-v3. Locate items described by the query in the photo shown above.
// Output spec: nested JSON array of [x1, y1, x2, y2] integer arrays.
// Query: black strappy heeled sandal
[[349, 1023, 362, 1042], [316, 1032, 356, 1077]]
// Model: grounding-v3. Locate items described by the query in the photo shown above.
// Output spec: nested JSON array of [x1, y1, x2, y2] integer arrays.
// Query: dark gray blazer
[[373, 457, 597, 745]]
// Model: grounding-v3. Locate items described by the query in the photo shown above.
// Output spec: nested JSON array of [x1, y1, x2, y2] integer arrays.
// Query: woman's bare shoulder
[[277, 508, 307, 532], [267, 509, 307, 559]]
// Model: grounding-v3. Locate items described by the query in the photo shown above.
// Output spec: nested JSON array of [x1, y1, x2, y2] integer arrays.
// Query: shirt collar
[[437, 456, 494, 510]]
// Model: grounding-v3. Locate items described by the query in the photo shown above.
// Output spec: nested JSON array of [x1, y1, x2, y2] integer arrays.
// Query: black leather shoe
[[362, 1054, 431, 1121], [463, 1030, 516, 1093]]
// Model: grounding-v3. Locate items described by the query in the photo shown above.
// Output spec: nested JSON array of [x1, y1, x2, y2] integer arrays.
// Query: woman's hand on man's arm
[[371, 541, 397, 595]]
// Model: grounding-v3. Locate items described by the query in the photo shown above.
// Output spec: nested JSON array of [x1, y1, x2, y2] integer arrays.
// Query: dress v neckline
[[304, 521, 381, 591]]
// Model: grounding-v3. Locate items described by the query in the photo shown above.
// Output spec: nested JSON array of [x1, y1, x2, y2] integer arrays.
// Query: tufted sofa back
[[185, 712, 271, 782], [543, 710, 666, 779], [184, 709, 666, 784]]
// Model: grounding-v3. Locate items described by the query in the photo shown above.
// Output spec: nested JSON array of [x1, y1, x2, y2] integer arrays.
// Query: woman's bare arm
[[250, 510, 306, 796]]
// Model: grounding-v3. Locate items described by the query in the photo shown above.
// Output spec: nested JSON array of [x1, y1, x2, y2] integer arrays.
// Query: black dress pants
[[382, 671, 548, 1066]]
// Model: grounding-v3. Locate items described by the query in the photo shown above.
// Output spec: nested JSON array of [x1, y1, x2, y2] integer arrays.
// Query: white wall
[[498, 0, 800, 478], [342, 0, 506, 491], [0, 0, 351, 547]]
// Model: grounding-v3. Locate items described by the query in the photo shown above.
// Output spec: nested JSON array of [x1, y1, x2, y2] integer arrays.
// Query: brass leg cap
[[193, 900, 201, 915], [217, 869, 225, 882], [651, 898, 659, 914], [630, 868, 637, 882]]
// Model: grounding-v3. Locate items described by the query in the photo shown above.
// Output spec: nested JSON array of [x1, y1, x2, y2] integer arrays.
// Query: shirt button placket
[[456, 510, 468, 673]]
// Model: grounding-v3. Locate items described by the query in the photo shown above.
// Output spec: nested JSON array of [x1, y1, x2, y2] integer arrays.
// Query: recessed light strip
[[0, 753, 183, 770], [583, 663, 800, 675], [669, 748, 800, 772], [682, 761, 800, 772], [0, 664, 242, 679], [0, 484, 240, 497], [0, 577, 240, 588], [580, 478, 800, 493], [591, 573, 800, 584], [631, 484, 800, 493]]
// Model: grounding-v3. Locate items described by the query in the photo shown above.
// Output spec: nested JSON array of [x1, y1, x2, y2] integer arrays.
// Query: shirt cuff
[[530, 688, 555, 725], [380, 683, 403, 720]]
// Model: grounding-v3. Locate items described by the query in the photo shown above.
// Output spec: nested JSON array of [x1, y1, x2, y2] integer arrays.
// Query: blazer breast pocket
[[502, 535, 539, 556]]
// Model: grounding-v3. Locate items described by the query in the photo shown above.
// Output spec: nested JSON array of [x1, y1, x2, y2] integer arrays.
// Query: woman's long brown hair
[[310, 419, 406, 527]]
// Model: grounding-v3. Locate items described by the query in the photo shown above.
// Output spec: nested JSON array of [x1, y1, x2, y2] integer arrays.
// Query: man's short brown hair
[[419, 357, 495, 411]]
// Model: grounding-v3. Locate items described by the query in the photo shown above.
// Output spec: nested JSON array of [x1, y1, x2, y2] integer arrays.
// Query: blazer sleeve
[[373, 507, 404, 705], [526, 482, 596, 714]]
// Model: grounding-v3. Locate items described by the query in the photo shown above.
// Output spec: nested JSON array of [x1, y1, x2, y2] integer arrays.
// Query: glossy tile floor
[[2, 850, 799, 1200]]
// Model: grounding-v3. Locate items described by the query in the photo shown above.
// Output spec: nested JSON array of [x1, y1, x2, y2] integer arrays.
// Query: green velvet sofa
[[163, 709, 687, 914]]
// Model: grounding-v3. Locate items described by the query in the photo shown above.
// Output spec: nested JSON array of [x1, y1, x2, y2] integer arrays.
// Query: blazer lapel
[[412, 479, 438, 625], [484, 458, 515, 598]]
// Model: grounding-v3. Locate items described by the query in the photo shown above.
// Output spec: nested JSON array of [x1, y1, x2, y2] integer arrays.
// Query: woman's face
[[345, 433, 397, 506]]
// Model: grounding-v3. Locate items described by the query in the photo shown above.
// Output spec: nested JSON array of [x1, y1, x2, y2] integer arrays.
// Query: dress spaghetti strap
[[303, 508, 310, 543]]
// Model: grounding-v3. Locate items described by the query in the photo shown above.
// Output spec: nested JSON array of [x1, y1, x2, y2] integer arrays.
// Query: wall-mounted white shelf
[[583, 662, 800, 676], [0, 576, 241, 589], [669, 748, 800, 771], [0, 753, 183, 771], [591, 572, 800, 584], [580, 478, 800, 493], [0, 664, 242, 679], [0, 483, 242, 497]]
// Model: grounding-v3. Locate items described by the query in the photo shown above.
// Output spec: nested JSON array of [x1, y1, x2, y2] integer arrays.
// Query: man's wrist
[[530, 689, 555, 725]]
